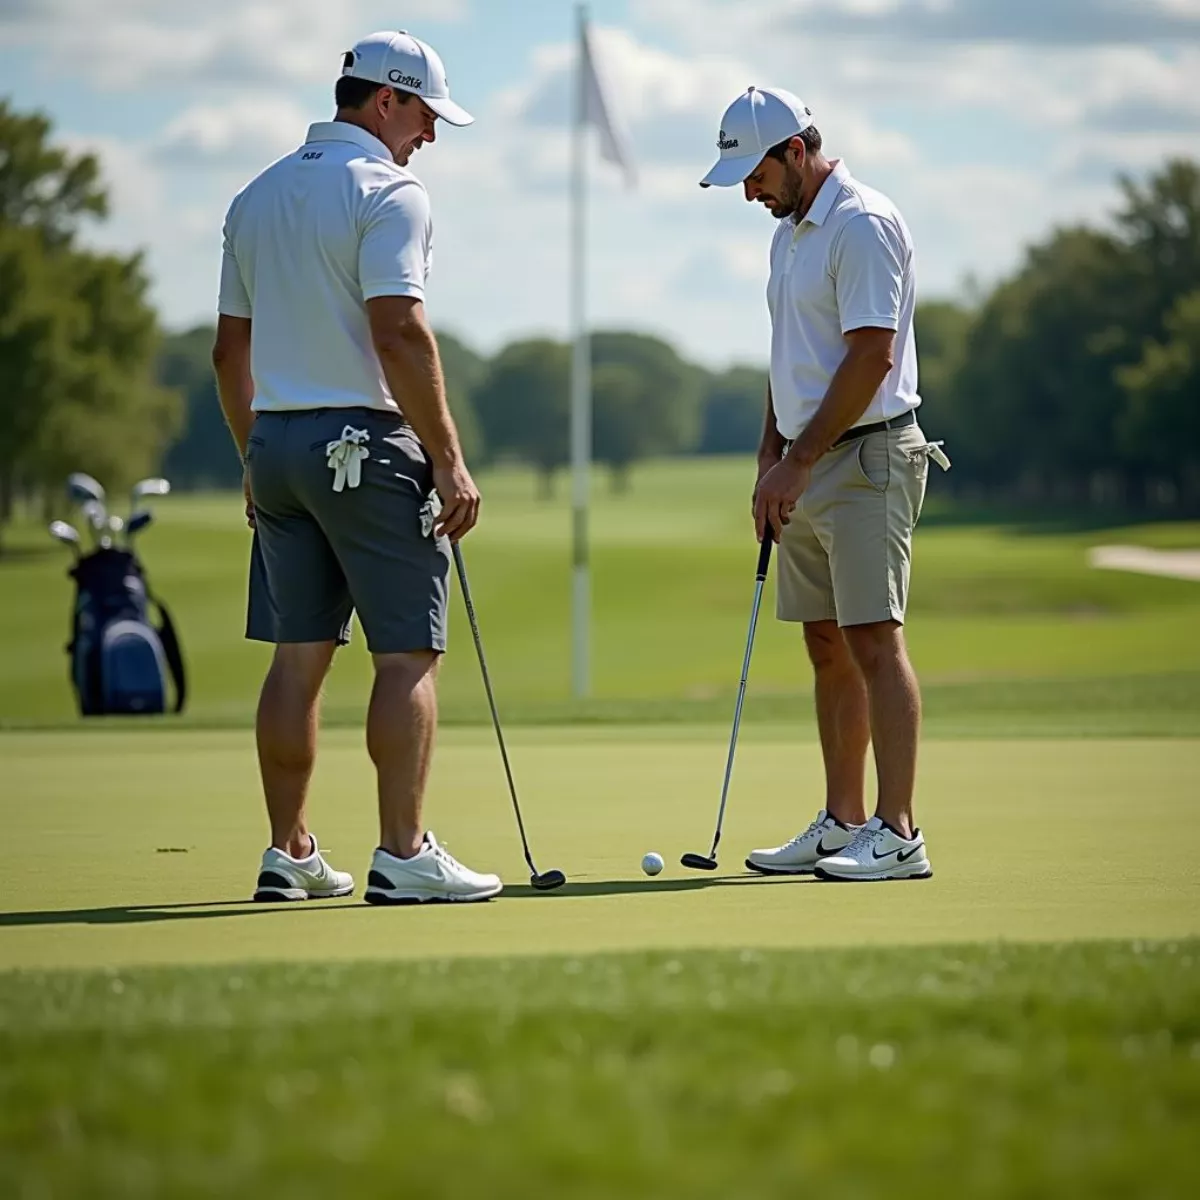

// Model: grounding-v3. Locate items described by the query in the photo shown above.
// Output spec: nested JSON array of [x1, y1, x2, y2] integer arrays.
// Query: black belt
[[831, 408, 916, 447]]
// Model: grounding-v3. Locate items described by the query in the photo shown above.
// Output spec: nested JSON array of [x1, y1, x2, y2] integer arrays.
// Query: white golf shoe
[[745, 809, 861, 875], [813, 816, 933, 882], [363, 831, 503, 905], [253, 835, 355, 902]]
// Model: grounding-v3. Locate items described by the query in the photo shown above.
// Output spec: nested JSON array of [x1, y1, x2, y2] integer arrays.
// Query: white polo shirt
[[766, 159, 920, 440], [218, 121, 432, 414]]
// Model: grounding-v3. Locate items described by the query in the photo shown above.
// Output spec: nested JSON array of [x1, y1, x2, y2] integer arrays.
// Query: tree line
[[3, 98, 1198, 550]]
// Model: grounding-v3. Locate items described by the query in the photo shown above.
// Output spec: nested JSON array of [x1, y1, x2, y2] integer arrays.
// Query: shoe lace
[[784, 815, 826, 850], [432, 840, 466, 873], [842, 824, 882, 859]]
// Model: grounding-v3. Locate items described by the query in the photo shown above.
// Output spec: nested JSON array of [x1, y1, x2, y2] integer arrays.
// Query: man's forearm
[[375, 324, 463, 468], [213, 356, 255, 458], [787, 348, 891, 467]]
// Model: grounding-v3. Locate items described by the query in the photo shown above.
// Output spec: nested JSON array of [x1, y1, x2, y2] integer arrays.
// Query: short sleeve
[[359, 180, 432, 302], [832, 213, 907, 334], [217, 218, 252, 318]]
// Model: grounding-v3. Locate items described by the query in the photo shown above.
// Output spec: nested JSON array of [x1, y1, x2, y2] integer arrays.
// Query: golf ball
[[642, 852, 664, 876]]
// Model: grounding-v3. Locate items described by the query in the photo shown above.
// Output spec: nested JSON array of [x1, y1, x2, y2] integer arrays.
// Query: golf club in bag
[[682, 536, 774, 871], [52, 475, 187, 716], [451, 542, 566, 892]]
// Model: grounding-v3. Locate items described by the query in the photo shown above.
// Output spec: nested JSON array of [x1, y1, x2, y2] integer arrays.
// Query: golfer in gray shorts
[[212, 29, 502, 905]]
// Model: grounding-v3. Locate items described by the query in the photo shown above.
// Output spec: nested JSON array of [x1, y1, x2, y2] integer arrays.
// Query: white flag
[[581, 22, 636, 187]]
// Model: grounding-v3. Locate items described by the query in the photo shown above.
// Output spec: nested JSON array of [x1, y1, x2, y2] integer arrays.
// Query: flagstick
[[569, 1, 591, 701]]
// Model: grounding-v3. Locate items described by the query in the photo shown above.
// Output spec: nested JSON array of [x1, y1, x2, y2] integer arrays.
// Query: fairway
[[4, 459, 1200, 732]]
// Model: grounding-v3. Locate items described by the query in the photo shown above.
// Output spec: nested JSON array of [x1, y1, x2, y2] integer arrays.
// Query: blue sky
[[2, 0, 1197, 367]]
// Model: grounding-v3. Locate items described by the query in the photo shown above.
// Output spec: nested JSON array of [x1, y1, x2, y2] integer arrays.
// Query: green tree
[[1119, 290, 1200, 510], [435, 329, 486, 465], [471, 339, 570, 496], [0, 100, 180, 541], [697, 365, 768, 455]]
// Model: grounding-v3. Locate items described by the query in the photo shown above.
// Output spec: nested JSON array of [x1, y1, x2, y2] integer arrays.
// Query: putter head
[[680, 853, 719, 871], [529, 869, 567, 891]]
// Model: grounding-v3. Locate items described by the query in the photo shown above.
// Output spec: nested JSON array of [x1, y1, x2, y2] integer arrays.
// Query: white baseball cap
[[341, 30, 473, 127], [699, 86, 814, 188]]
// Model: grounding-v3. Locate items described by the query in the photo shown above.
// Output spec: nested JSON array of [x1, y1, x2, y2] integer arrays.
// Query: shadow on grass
[[502, 874, 808, 898], [0, 874, 803, 924], [0, 899, 361, 927]]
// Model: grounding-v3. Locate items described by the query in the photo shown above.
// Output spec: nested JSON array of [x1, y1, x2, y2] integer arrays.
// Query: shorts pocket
[[855, 433, 891, 493]]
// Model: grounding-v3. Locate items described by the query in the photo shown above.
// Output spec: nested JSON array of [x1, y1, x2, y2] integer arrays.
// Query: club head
[[67, 472, 105, 505], [529, 869, 567, 891], [126, 510, 154, 538], [132, 477, 171, 505], [81, 500, 106, 530], [680, 853, 719, 872], [48, 520, 81, 553]]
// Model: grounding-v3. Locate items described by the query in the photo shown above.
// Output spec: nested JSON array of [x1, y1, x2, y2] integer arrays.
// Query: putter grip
[[755, 537, 773, 581]]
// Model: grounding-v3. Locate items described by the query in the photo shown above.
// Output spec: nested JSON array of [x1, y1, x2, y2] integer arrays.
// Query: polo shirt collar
[[800, 159, 851, 227], [305, 120, 393, 162]]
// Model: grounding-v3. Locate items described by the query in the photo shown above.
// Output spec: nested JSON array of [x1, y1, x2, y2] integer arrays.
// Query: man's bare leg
[[803, 620, 870, 828], [367, 650, 440, 859], [256, 641, 337, 857], [841, 620, 921, 838]]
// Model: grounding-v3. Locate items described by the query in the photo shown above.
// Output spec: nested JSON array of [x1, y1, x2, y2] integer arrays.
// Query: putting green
[[2, 727, 1195, 970]]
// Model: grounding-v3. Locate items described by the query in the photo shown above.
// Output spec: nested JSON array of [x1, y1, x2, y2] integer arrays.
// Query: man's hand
[[754, 457, 812, 543], [432, 459, 481, 542], [242, 465, 256, 529], [751, 451, 782, 517]]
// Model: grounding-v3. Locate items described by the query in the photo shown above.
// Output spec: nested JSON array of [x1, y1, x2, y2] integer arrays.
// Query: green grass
[[2, 457, 1199, 731], [2, 729, 1196, 969], [2, 942, 1198, 1198], [3, 460, 1199, 1193]]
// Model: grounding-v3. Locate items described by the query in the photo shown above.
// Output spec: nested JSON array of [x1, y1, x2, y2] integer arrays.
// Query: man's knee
[[841, 620, 906, 678], [266, 641, 337, 701], [372, 649, 440, 689], [803, 621, 853, 672]]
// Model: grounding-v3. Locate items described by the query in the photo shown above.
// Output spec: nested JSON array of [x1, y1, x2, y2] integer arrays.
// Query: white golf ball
[[642, 851, 664, 876]]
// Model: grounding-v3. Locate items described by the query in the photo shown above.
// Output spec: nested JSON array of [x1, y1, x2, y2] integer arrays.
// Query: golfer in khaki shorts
[[700, 86, 949, 882], [212, 30, 502, 905]]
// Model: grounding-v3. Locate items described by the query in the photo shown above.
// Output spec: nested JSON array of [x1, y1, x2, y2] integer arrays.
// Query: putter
[[452, 541, 567, 892], [682, 536, 774, 871]]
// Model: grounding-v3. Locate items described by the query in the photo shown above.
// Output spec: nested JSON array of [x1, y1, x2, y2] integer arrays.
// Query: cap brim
[[698, 152, 761, 189], [425, 96, 474, 127]]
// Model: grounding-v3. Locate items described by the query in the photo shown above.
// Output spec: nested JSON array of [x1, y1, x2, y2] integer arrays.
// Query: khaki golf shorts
[[776, 422, 929, 627], [244, 408, 450, 655]]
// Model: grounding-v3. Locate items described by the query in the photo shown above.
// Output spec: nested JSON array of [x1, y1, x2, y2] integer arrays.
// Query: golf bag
[[66, 547, 187, 716]]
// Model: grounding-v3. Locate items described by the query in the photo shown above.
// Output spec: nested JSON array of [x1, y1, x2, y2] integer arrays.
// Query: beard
[[770, 165, 805, 220]]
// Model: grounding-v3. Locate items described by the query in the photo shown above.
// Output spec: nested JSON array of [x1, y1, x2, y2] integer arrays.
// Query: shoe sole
[[813, 865, 933, 883], [362, 883, 504, 905], [253, 884, 356, 903], [744, 859, 819, 876]]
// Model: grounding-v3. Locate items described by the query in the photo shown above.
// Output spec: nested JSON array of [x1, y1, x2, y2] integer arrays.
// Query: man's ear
[[789, 135, 807, 168]]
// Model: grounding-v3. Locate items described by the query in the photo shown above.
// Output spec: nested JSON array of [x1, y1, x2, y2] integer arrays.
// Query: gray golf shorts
[[245, 407, 449, 655]]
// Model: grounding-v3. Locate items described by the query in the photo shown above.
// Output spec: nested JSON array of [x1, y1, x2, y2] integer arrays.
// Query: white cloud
[[0, 0, 465, 89], [154, 97, 311, 169], [37, 6, 1200, 369]]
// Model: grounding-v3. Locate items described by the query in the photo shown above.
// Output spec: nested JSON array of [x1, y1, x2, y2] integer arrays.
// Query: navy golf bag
[[66, 547, 187, 716]]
